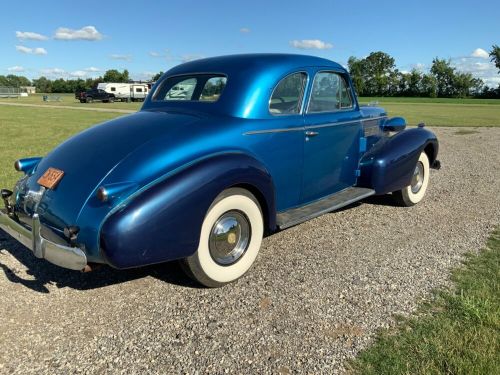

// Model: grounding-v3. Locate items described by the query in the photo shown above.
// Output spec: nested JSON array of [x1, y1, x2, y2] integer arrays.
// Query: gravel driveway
[[1, 127, 499, 374]]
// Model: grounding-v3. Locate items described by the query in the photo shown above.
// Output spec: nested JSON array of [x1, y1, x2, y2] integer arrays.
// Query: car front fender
[[99, 152, 276, 269], [358, 127, 439, 194]]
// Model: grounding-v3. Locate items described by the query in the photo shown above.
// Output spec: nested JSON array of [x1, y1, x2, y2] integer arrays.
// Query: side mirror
[[382, 117, 406, 132]]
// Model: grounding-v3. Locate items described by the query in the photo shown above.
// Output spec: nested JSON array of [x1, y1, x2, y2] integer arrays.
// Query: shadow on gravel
[[0, 195, 400, 293], [0, 229, 201, 293], [362, 194, 400, 207]]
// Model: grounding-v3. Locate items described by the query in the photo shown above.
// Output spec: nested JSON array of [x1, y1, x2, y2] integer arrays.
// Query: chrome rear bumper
[[0, 209, 87, 270]]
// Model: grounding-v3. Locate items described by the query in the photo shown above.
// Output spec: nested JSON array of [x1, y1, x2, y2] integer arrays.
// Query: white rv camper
[[97, 83, 150, 102]]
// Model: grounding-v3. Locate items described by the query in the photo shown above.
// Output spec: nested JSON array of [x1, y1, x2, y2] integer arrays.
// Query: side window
[[110, 87, 116, 92], [339, 77, 353, 108], [307, 72, 353, 113], [164, 78, 197, 100], [269, 72, 307, 115], [200, 77, 227, 102]]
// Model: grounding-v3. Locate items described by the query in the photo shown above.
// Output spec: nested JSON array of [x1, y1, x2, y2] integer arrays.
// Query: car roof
[[167, 53, 344, 76]]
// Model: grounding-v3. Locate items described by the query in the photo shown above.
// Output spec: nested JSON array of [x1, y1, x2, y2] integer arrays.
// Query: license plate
[[37, 168, 65, 190]]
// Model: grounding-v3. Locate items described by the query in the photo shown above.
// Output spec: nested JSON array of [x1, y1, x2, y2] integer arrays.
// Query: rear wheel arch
[[230, 182, 275, 236], [423, 142, 438, 165]]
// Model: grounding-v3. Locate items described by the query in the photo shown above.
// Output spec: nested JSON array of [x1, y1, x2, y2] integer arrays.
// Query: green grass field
[[0, 93, 141, 111], [1, 94, 499, 126], [0, 106, 122, 189], [358, 97, 500, 126], [350, 228, 500, 375]]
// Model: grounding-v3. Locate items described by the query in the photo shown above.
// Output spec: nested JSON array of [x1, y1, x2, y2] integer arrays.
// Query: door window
[[307, 72, 353, 113], [269, 72, 307, 115]]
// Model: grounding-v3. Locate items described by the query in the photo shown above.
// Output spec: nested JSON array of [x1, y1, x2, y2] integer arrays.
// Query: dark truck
[[76, 89, 115, 103]]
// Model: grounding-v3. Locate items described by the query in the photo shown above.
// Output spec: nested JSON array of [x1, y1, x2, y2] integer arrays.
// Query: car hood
[[19, 110, 210, 230]]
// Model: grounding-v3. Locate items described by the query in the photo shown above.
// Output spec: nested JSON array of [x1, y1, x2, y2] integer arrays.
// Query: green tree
[[103, 69, 129, 82], [419, 74, 437, 98], [347, 56, 365, 95], [430, 58, 456, 97], [489, 44, 500, 73], [348, 52, 396, 96], [32, 76, 52, 93], [152, 71, 164, 81], [364, 52, 396, 96]]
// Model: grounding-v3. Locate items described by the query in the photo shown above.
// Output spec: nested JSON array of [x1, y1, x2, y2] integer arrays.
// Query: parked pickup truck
[[76, 88, 115, 103], [1, 54, 440, 287]]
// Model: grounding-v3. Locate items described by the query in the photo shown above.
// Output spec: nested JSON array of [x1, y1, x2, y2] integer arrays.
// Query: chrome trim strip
[[244, 116, 387, 135], [0, 209, 87, 270], [244, 127, 304, 135]]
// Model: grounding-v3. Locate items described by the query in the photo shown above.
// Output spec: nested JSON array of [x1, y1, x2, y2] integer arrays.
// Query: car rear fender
[[99, 152, 276, 269], [358, 127, 438, 194]]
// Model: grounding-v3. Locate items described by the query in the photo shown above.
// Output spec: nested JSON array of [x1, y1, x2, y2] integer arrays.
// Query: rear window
[[153, 74, 227, 102]]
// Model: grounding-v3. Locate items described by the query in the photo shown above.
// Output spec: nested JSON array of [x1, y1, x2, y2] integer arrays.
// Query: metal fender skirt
[[0, 209, 87, 270]]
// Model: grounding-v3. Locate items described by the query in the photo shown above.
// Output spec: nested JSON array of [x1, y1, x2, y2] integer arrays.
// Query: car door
[[301, 70, 362, 203]]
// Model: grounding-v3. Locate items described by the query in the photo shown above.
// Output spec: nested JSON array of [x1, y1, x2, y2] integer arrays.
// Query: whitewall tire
[[393, 152, 430, 206], [184, 188, 264, 287]]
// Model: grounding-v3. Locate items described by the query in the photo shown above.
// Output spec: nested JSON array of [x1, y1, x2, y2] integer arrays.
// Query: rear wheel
[[183, 188, 264, 287], [393, 152, 430, 206]]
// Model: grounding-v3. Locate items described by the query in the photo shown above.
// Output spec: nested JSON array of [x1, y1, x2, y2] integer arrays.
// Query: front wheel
[[393, 152, 430, 206], [183, 188, 264, 287]]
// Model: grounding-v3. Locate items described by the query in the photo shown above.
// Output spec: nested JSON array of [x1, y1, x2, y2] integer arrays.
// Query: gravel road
[[0, 127, 499, 374]]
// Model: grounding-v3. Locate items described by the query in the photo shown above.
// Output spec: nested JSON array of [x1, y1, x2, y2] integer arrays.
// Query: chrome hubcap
[[411, 161, 424, 193], [209, 210, 251, 266]]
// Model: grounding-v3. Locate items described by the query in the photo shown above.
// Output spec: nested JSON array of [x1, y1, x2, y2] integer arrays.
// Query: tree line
[[2, 46, 499, 97], [0, 69, 133, 93], [348, 45, 500, 98]]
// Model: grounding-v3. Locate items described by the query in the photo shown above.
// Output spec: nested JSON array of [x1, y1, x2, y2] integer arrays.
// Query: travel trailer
[[97, 83, 149, 102]]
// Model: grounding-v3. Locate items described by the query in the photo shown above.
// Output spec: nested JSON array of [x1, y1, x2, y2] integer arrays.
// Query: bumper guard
[[0, 209, 87, 270]]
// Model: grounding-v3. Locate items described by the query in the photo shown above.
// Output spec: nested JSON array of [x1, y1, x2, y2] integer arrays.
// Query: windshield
[[153, 74, 227, 102]]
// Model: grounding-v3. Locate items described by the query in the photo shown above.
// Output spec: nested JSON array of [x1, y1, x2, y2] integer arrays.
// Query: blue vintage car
[[0, 54, 440, 287]]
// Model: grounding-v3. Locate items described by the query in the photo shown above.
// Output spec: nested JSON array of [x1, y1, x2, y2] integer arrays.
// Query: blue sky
[[2, 0, 499, 85]]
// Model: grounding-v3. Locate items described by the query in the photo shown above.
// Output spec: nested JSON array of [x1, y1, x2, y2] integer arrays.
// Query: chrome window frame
[[306, 71, 354, 114], [268, 71, 308, 117]]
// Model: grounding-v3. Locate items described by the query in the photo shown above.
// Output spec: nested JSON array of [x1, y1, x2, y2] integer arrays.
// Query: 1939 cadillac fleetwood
[[0, 54, 440, 287]]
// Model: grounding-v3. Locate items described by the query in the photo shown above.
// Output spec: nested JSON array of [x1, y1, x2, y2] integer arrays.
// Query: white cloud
[[54, 26, 103, 41], [289, 39, 333, 50], [149, 51, 161, 57], [40, 68, 65, 76], [84, 66, 101, 72], [240, 27, 251, 33], [70, 70, 87, 78], [16, 45, 33, 54], [33, 47, 47, 55], [7, 65, 25, 72], [181, 54, 204, 63], [110, 54, 132, 61], [452, 56, 499, 87], [16, 45, 47, 55], [471, 48, 489, 59], [16, 31, 48, 41]]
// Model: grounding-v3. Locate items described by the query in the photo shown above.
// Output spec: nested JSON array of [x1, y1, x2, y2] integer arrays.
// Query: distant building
[[21, 86, 36, 94]]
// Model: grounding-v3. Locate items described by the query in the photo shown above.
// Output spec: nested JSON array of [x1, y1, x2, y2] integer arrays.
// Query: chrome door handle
[[305, 131, 319, 137]]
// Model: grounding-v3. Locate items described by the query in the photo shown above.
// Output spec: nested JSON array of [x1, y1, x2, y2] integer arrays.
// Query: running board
[[277, 187, 375, 229]]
